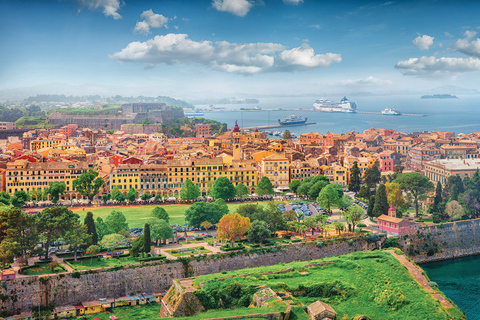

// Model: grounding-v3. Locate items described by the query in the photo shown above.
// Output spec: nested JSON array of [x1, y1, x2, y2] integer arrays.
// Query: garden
[[20, 261, 67, 275], [166, 246, 211, 257], [65, 253, 166, 270]]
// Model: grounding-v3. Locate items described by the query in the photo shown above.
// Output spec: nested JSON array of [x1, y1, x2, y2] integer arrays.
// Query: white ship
[[313, 96, 357, 113], [381, 108, 401, 115]]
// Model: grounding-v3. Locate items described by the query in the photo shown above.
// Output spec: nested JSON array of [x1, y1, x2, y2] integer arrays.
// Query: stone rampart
[[0, 239, 367, 316], [401, 218, 480, 263]]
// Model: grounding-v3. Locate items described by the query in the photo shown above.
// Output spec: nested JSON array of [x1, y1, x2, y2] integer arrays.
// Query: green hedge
[[137, 255, 167, 262], [64, 254, 102, 263], [220, 245, 245, 251]]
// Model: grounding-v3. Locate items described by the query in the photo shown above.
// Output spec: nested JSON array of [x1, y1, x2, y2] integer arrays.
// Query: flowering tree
[[217, 213, 251, 248]]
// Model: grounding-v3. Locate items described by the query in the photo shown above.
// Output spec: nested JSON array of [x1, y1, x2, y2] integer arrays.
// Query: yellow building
[[110, 163, 168, 195], [223, 163, 258, 192], [109, 164, 141, 192], [324, 165, 348, 187], [6, 160, 93, 197], [30, 138, 63, 151], [167, 159, 197, 194], [260, 154, 290, 189], [82, 300, 103, 315], [195, 158, 224, 193]]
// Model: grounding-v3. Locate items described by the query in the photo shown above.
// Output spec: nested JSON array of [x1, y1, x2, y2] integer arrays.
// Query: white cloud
[[395, 56, 480, 76], [134, 10, 169, 35], [283, 0, 303, 5], [73, 0, 122, 19], [412, 35, 434, 50], [109, 33, 341, 74], [337, 76, 393, 86], [212, 0, 253, 17], [452, 32, 480, 58]]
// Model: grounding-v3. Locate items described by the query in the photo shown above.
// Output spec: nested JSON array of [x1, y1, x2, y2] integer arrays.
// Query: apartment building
[[425, 159, 480, 186], [260, 154, 289, 189]]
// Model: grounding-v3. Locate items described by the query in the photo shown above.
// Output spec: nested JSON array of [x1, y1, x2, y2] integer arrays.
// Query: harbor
[[201, 108, 426, 116], [242, 121, 317, 130]]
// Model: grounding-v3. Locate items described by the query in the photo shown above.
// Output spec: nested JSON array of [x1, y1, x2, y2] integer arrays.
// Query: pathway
[[386, 250, 453, 308], [155, 241, 223, 260]]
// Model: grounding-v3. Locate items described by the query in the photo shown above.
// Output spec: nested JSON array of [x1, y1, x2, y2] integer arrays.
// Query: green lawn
[[166, 247, 210, 257], [77, 202, 281, 228], [67, 255, 142, 270], [21, 263, 67, 275]]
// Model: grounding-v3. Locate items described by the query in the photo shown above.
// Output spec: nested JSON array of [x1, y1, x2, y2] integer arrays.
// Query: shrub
[[348, 239, 354, 246], [198, 246, 205, 250], [71, 272, 81, 278], [383, 237, 400, 249], [170, 249, 177, 253], [316, 241, 324, 248], [438, 223, 444, 228], [137, 255, 166, 262], [367, 234, 379, 243], [196, 237, 204, 241], [428, 281, 438, 287], [291, 239, 301, 243], [357, 223, 367, 228]]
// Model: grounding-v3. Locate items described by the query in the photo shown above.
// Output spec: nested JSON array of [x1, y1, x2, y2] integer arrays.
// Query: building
[[307, 300, 337, 320], [196, 124, 211, 138], [377, 153, 394, 172], [30, 138, 63, 151], [440, 145, 478, 160], [377, 205, 418, 236], [396, 137, 413, 155], [409, 144, 440, 171], [425, 159, 480, 186], [260, 154, 290, 190], [0, 122, 16, 130]]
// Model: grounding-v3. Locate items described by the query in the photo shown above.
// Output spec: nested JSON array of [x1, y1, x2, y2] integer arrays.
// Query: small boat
[[381, 108, 401, 115], [273, 131, 282, 136], [278, 115, 308, 125]]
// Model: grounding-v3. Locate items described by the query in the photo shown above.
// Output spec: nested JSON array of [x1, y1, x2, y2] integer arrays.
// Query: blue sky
[[2, 0, 480, 99]]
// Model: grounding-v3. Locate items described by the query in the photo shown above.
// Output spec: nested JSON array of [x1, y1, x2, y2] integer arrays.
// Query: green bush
[[138, 255, 166, 262], [196, 237, 204, 241], [316, 241, 324, 248], [71, 272, 81, 278], [291, 239, 301, 243], [357, 223, 367, 228], [221, 245, 245, 251], [427, 281, 438, 287], [170, 249, 177, 253], [383, 237, 400, 249]]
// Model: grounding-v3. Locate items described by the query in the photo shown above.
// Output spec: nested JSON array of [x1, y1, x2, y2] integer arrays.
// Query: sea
[[422, 255, 480, 319], [195, 94, 480, 135]]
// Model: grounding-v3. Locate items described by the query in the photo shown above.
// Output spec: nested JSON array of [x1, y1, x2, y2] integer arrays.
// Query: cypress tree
[[84, 212, 98, 245], [372, 184, 388, 217], [367, 196, 375, 217], [433, 181, 442, 212], [144, 223, 151, 254], [348, 161, 361, 193]]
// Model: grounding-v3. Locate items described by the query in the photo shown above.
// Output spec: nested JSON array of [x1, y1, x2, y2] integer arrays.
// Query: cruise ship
[[278, 115, 308, 125], [313, 96, 357, 113], [381, 108, 401, 115]]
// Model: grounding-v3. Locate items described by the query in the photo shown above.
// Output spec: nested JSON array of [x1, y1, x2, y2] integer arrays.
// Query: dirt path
[[386, 250, 453, 308]]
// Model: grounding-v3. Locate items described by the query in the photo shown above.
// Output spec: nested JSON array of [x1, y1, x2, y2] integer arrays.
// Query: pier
[[202, 109, 426, 116], [243, 122, 317, 130]]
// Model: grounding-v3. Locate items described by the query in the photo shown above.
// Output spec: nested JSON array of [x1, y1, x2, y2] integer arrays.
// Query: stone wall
[[400, 218, 480, 263], [120, 124, 162, 134], [0, 240, 367, 316]]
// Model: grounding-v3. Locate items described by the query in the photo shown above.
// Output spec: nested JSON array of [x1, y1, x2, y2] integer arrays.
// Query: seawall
[[401, 219, 480, 264], [0, 239, 369, 316]]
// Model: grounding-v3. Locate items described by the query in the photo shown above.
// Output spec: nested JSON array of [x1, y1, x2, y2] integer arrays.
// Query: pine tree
[[144, 223, 151, 254], [372, 184, 388, 217], [367, 196, 375, 217], [348, 161, 361, 193], [84, 212, 98, 245]]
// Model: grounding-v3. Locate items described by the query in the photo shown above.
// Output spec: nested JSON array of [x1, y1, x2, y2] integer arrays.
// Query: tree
[[237, 204, 265, 222], [445, 201, 464, 220], [363, 160, 381, 193], [72, 169, 105, 201], [95, 217, 109, 241], [64, 223, 91, 262], [333, 221, 345, 235], [11, 190, 30, 208], [180, 179, 201, 200], [84, 212, 98, 245], [394, 172, 434, 217], [185, 202, 224, 226], [148, 218, 173, 245], [201, 221, 212, 233], [141, 193, 153, 201], [102, 193, 111, 203], [36, 206, 79, 260], [86, 245, 100, 265], [217, 213, 251, 247], [247, 220, 270, 243], [0, 192, 10, 206], [144, 223, 151, 254], [126, 188, 138, 202], [131, 236, 145, 257], [49, 261, 60, 273], [338, 194, 354, 209], [105, 210, 129, 234], [316, 184, 341, 214], [372, 184, 389, 217], [283, 130, 292, 140], [348, 161, 361, 193], [110, 186, 125, 202], [210, 177, 236, 200], [343, 205, 364, 232], [390, 165, 404, 181], [367, 196, 375, 217], [288, 180, 302, 194], [214, 198, 229, 216], [263, 201, 287, 232], [46, 181, 66, 203], [0, 207, 40, 265], [235, 183, 249, 198], [308, 180, 329, 200], [0, 239, 17, 270], [99, 233, 125, 249], [297, 182, 313, 197], [385, 182, 406, 209], [303, 217, 319, 236], [255, 176, 274, 196], [152, 207, 170, 223]]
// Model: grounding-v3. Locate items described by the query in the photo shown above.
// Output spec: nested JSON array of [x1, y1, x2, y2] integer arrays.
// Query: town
[[0, 103, 476, 319]]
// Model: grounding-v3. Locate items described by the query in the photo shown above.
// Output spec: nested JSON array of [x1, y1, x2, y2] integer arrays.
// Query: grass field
[[192, 250, 465, 320], [67, 256, 141, 270], [21, 263, 66, 275], [76, 202, 281, 228]]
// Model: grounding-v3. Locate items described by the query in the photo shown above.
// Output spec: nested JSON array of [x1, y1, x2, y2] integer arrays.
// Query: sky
[[2, 0, 480, 100]]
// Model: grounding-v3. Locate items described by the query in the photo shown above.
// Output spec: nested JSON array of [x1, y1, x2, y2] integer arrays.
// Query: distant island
[[421, 94, 458, 99]]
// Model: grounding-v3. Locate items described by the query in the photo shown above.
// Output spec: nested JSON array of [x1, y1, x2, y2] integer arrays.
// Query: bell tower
[[233, 121, 241, 161]]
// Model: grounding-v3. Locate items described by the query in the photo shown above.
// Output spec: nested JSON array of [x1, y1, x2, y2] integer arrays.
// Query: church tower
[[233, 121, 241, 161]]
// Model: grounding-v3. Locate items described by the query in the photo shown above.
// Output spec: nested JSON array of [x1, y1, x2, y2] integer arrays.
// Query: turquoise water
[[422, 255, 480, 319], [198, 94, 480, 135]]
